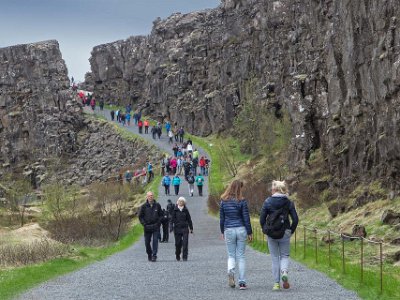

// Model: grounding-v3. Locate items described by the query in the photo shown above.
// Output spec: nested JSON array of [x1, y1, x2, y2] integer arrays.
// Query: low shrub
[[0, 239, 69, 267]]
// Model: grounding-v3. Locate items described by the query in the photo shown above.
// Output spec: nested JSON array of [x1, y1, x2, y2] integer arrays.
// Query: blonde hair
[[177, 197, 186, 206], [271, 180, 288, 194], [221, 180, 244, 201]]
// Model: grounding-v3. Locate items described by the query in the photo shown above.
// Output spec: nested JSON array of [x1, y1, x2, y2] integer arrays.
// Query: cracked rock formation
[[88, 0, 400, 190], [0, 40, 159, 186]]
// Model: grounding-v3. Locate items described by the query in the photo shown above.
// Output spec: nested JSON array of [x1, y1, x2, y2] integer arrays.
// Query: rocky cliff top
[[0, 40, 160, 187]]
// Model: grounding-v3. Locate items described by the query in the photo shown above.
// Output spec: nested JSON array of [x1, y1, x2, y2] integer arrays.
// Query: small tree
[[7, 180, 32, 227]]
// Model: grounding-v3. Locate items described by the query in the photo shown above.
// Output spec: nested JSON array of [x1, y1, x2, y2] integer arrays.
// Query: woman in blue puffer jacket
[[220, 180, 253, 290]]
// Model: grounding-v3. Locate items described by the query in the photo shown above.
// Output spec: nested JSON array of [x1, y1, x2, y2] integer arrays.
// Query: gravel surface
[[18, 108, 360, 300]]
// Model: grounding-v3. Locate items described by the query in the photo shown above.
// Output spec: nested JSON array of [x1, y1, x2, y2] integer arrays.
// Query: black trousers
[[164, 185, 170, 195], [145, 126, 149, 134], [174, 185, 180, 195], [197, 185, 203, 196], [161, 222, 169, 241], [144, 230, 160, 257], [174, 229, 189, 259]]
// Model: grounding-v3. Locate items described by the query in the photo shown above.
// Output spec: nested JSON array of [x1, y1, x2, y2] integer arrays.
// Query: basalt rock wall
[[89, 0, 400, 189], [0, 40, 159, 186]]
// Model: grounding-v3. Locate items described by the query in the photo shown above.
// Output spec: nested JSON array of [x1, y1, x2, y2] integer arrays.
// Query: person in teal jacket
[[162, 174, 171, 195], [172, 174, 181, 195], [195, 174, 205, 196]]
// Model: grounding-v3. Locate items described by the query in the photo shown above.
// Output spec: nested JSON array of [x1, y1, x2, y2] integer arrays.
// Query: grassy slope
[[0, 225, 143, 300], [196, 131, 399, 299]]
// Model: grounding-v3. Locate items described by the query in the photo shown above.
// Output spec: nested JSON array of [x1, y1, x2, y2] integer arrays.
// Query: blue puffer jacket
[[220, 199, 253, 235], [259, 194, 299, 234], [162, 176, 171, 186]]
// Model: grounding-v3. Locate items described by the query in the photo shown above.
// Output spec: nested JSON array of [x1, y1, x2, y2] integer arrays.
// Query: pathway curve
[[18, 108, 359, 300]]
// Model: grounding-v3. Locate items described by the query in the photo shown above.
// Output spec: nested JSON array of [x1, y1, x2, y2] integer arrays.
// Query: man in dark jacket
[[160, 209, 169, 243], [139, 191, 163, 262], [171, 197, 193, 261]]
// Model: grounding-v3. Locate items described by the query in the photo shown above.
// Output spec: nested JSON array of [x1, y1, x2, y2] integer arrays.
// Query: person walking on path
[[186, 171, 195, 197], [168, 129, 174, 143], [151, 126, 157, 139], [138, 119, 143, 134], [147, 162, 154, 182], [195, 173, 204, 196], [259, 180, 298, 291], [199, 156, 206, 175], [172, 174, 181, 195], [171, 197, 193, 261], [144, 119, 149, 134], [178, 126, 185, 143], [139, 191, 163, 262], [160, 208, 169, 243], [162, 174, 171, 195], [110, 110, 115, 121], [220, 180, 253, 290], [126, 112, 131, 126], [165, 121, 171, 134], [166, 199, 175, 233]]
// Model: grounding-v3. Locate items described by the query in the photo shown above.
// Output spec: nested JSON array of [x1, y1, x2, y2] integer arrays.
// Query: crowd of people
[[140, 179, 298, 292], [75, 91, 299, 292]]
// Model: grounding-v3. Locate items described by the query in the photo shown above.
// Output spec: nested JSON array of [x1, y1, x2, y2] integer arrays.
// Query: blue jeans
[[267, 229, 291, 283], [144, 230, 160, 257], [224, 226, 247, 284]]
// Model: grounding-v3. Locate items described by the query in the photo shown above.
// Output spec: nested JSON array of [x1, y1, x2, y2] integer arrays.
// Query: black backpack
[[262, 201, 291, 239], [187, 176, 195, 184]]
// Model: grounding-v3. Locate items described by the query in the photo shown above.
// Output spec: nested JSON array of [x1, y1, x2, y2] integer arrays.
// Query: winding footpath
[[18, 108, 359, 300]]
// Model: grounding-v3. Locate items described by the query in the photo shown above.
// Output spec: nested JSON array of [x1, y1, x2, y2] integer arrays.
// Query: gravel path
[[18, 108, 360, 300]]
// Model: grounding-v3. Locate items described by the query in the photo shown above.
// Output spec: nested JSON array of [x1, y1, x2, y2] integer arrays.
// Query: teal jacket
[[195, 175, 204, 186], [172, 176, 181, 186]]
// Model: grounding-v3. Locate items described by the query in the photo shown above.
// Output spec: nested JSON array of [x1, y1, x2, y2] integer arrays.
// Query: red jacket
[[138, 120, 143, 127]]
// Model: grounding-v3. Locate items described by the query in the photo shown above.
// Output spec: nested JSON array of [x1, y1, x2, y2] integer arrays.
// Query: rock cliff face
[[88, 0, 400, 189], [0, 40, 80, 166], [0, 40, 159, 186]]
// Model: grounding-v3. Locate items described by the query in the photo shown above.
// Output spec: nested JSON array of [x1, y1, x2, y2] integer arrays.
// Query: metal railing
[[250, 220, 399, 295]]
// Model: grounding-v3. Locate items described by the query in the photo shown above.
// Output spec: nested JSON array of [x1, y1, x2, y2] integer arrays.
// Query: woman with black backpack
[[259, 180, 298, 291]]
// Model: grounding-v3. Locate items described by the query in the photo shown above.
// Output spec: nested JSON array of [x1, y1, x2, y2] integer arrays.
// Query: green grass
[[0, 225, 143, 300], [187, 134, 250, 197], [249, 223, 400, 300]]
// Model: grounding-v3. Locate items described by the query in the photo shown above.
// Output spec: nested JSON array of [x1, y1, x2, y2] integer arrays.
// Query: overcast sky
[[0, 0, 220, 82]]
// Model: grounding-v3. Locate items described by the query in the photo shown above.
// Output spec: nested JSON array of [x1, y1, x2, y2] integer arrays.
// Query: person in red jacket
[[138, 119, 143, 134], [199, 156, 206, 175], [144, 119, 150, 134]]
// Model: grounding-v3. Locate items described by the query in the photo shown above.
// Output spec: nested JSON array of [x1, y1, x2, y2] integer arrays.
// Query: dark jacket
[[139, 200, 163, 231], [171, 206, 193, 233], [166, 202, 175, 216], [220, 199, 252, 235], [259, 195, 299, 234]]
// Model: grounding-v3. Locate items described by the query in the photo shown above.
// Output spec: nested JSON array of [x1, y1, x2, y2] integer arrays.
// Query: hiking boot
[[148, 255, 152, 261], [272, 283, 280, 291], [239, 283, 247, 290], [151, 256, 157, 262], [176, 254, 181, 261], [228, 273, 235, 288], [281, 271, 290, 289]]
